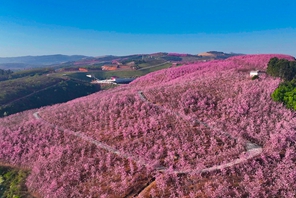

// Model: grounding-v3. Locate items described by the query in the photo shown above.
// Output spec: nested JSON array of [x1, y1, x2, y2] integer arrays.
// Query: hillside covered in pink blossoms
[[1, 54, 296, 197]]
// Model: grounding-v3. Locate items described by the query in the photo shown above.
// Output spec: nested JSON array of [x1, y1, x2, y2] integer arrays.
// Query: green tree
[[267, 57, 296, 81], [272, 79, 296, 110]]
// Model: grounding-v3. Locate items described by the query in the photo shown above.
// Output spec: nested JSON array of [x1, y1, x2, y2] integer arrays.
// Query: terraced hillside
[[0, 54, 296, 197]]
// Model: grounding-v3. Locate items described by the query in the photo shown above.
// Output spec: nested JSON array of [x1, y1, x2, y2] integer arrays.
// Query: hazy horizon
[[0, 51, 245, 58]]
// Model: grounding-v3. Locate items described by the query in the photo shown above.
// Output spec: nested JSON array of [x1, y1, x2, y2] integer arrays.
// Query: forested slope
[[0, 67, 101, 117]]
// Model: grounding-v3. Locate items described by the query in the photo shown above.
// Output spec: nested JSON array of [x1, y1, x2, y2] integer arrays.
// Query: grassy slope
[[0, 72, 100, 117], [0, 75, 63, 105], [0, 79, 100, 117]]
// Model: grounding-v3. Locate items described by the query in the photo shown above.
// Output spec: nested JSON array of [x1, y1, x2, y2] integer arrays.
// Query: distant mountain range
[[0, 54, 90, 70], [0, 52, 243, 70]]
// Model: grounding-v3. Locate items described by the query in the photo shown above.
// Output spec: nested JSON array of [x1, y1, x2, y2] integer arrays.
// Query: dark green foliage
[[0, 68, 54, 82], [0, 75, 62, 106], [268, 57, 296, 110], [11, 68, 54, 79], [272, 79, 296, 110], [267, 57, 296, 81], [0, 79, 100, 117], [134, 59, 146, 64], [0, 166, 31, 198], [0, 69, 13, 76], [0, 69, 13, 81], [269, 57, 296, 110], [251, 75, 259, 80], [266, 57, 280, 76], [0, 70, 100, 117]]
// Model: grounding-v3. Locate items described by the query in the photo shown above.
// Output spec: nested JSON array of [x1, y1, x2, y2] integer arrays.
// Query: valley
[[0, 51, 237, 117]]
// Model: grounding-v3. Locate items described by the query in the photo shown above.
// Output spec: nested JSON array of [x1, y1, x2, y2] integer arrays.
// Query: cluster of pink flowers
[[0, 54, 296, 197]]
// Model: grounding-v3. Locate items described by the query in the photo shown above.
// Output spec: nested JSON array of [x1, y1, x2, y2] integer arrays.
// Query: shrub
[[251, 75, 259, 80]]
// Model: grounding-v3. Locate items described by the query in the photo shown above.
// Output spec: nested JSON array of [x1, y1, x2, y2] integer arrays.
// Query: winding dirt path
[[32, 90, 263, 175], [137, 91, 263, 174], [33, 112, 150, 168]]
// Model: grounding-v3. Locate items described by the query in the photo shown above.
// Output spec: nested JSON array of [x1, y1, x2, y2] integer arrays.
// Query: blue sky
[[0, 0, 296, 57]]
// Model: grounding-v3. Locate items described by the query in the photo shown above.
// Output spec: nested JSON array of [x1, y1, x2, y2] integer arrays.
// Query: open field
[[65, 63, 172, 81]]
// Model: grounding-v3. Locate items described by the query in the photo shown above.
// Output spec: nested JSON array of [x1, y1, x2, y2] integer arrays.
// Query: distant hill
[[61, 51, 243, 69], [0, 63, 36, 70], [198, 51, 243, 59], [0, 51, 243, 117], [0, 51, 242, 70], [0, 54, 90, 70]]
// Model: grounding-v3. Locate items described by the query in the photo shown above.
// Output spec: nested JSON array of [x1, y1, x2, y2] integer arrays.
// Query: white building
[[250, 70, 261, 77]]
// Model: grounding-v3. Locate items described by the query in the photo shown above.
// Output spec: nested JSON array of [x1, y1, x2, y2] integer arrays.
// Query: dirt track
[[32, 91, 263, 175]]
